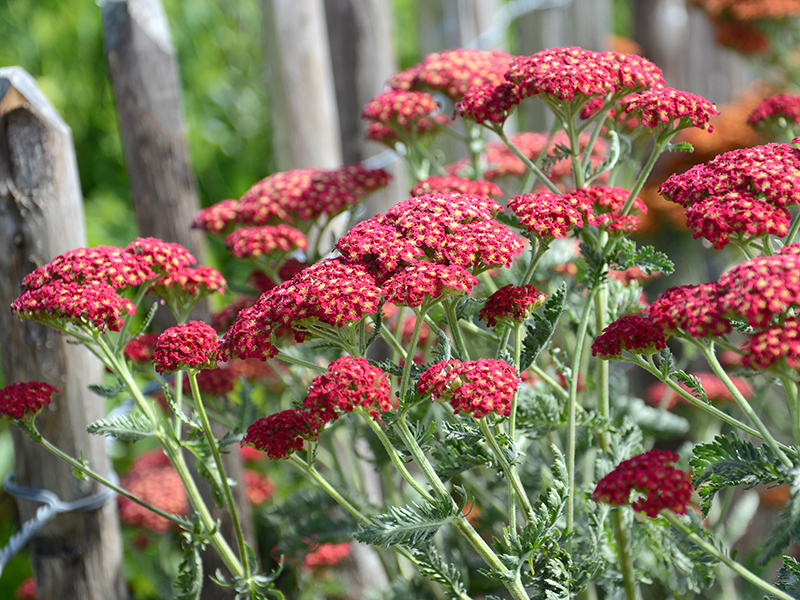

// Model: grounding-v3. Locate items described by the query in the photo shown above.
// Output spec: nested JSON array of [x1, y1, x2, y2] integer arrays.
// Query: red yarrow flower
[[124, 333, 160, 363], [592, 449, 693, 518], [592, 314, 668, 359], [508, 191, 598, 239], [225, 225, 308, 259], [570, 186, 647, 233], [382, 262, 478, 307], [192, 199, 241, 234], [362, 89, 440, 130], [454, 82, 520, 125], [12, 281, 136, 333], [151, 321, 220, 375], [743, 316, 800, 370], [119, 449, 188, 533], [748, 93, 800, 127], [304, 542, 352, 569], [126, 237, 196, 274], [182, 366, 239, 397], [242, 408, 322, 460], [303, 356, 391, 423], [13, 577, 36, 600], [0, 381, 57, 421], [244, 469, 275, 505], [622, 87, 718, 132], [336, 214, 424, 280], [417, 359, 519, 418], [479, 284, 547, 327], [410, 175, 503, 198], [647, 283, 730, 338]]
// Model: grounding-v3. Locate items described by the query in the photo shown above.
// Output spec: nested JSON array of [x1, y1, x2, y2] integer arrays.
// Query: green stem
[[780, 374, 800, 448], [565, 108, 586, 189], [274, 350, 327, 374], [663, 512, 797, 600], [699, 343, 793, 468], [445, 298, 470, 361], [492, 124, 562, 195], [612, 510, 641, 600], [189, 372, 250, 582], [399, 307, 427, 402], [289, 455, 371, 523], [787, 210, 800, 246]]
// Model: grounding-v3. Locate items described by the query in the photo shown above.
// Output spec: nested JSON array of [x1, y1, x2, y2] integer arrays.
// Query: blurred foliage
[[0, 0, 273, 247]]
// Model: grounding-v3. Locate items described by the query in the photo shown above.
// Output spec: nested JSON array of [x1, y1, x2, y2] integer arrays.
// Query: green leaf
[[174, 528, 205, 600], [433, 418, 511, 480], [514, 388, 564, 439], [668, 141, 695, 152], [363, 301, 386, 353], [776, 556, 800, 597], [586, 130, 620, 183], [673, 371, 709, 404], [86, 412, 156, 441], [691, 434, 785, 518], [355, 498, 459, 548], [656, 346, 675, 379], [762, 467, 800, 565], [611, 238, 674, 276], [132, 301, 159, 339], [87, 380, 125, 399], [163, 385, 203, 432], [407, 546, 468, 599], [431, 325, 454, 363], [614, 396, 689, 437], [495, 210, 522, 230], [519, 283, 566, 373]]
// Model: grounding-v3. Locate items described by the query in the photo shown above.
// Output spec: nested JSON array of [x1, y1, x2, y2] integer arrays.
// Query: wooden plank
[[0, 66, 125, 600]]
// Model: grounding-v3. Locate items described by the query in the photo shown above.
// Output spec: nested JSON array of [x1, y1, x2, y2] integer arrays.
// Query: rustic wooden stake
[[0, 66, 126, 600]]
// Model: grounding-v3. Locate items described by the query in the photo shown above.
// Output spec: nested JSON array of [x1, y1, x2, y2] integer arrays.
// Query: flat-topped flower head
[[304, 542, 352, 569], [569, 186, 647, 232], [454, 82, 520, 125], [417, 359, 519, 418], [362, 89, 440, 131], [506, 47, 615, 102], [12, 281, 136, 332], [238, 165, 390, 225], [684, 194, 791, 249], [336, 214, 424, 280], [303, 356, 391, 423], [192, 199, 240, 234], [126, 237, 196, 274], [744, 316, 800, 370], [383, 262, 478, 307], [622, 87, 719, 132], [224, 225, 308, 259], [0, 381, 57, 422], [21, 245, 156, 292], [242, 408, 322, 460], [592, 314, 668, 359], [717, 252, 800, 327], [119, 449, 188, 532], [393, 48, 515, 102], [151, 321, 220, 375], [645, 371, 753, 410], [221, 258, 381, 360], [148, 265, 227, 308], [124, 333, 159, 363], [479, 284, 547, 327], [592, 449, 692, 518], [748, 93, 800, 128], [411, 176, 502, 198], [599, 51, 665, 91], [508, 191, 598, 239], [648, 283, 730, 338]]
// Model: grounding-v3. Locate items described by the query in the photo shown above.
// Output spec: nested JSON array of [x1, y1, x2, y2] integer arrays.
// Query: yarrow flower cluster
[[592, 449, 693, 518], [382, 262, 478, 307], [748, 93, 800, 128], [454, 83, 520, 125], [243, 470, 275, 505], [744, 317, 800, 370], [242, 408, 322, 460], [362, 90, 441, 132], [124, 333, 160, 363], [417, 359, 520, 418], [192, 199, 241, 234], [0, 381, 58, 421], [479, 284, 547, 327], [569, 186, 647, 232], [508, 191, 597, 239], [303, 357, 391, 423], [126, 237, 196, 274], [647, 283, 730, 338], [592, 315, 668, 359], [622, 87, 718, 132], [151, 321, 220, 375], [304, 542, 352, 569], [410, 176, 502, 198], [645, 371, 753, 410], [118, 449, 188, 533], [224, 225, 308, 259], [659, 143, 800, 248]]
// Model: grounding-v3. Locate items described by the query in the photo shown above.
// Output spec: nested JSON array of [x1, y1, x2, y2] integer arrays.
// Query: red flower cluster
[[571, 186, 647, 232], [236, 163, 390, 225], [151, 321, 220, 375], [192, 198, 241, 234], [744, 317, 800, 370], [12, 280, 137, 332], [592, 449, 693, 518], [224, 225, 308, 259], [410, 175, 502, 198], [592, 315, 668, 359], [148, 266, 227, 311], [383, 262, 478, 307], [417, 359, 519, 418], [622, 87, 718, 131], [389, 48, 514, 101], [362, 89, 440, 130], [0, 381, 57, 421], [454, 82, 520, 125], [647, 283, 730, 338], [303, 356, 391, 423], [304, 542, 352, 569], [645, 371, 753, 410], [182, 366, 239, 397], [748, 93, 800, 127], [222, 259, 381, 360], [124, 333, 160, 363], [479, 284, 547, 327], [126, 237, 196, 274], [244, 469, 275, 505], [508, 191, 598, 239], [659, 143, 800, 248], [13, 577, 36, 600], [119, 449, 188, 533], [242, 408, 322, 460]]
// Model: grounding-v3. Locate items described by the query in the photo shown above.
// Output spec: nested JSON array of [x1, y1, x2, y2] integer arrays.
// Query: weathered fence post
[[0, 66, 126, 600], [101, 4, 254, 598]]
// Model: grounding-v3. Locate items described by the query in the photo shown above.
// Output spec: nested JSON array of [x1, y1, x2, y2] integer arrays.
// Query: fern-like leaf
[[408, 546, 468, 599], [762, 467, 800, 565], [86, 412, 156, 441], [514, 389, 564, 439], [87, 381, 125, 399], [775, 556, 800, 598], [356, 498, 459, 548], [520, 283, 566, 372], [611, 238, 675, 276]]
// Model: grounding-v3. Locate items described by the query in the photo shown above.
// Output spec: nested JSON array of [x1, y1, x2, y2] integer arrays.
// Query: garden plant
[[8, 40, 800, 600]]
